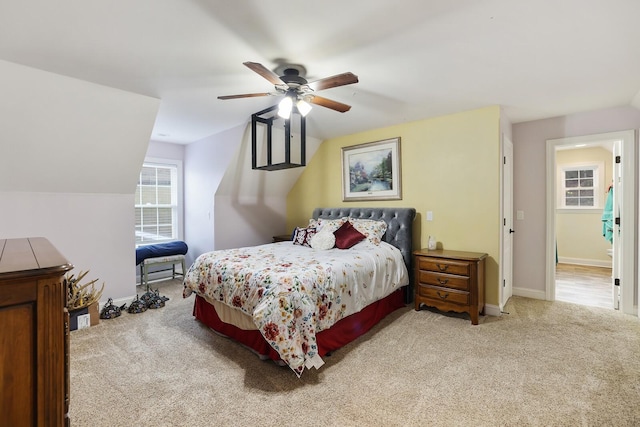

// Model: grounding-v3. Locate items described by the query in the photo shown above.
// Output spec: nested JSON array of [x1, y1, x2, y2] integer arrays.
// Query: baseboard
[[98, 275, 180, 312], [483, 303, 501, 317], [557, 257, 612, 268], [513, 287, 547, 300], [97, 295, 135, 313]]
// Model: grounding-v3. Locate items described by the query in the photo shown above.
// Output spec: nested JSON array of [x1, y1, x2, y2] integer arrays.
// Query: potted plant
[[66, 270, 104, 329]]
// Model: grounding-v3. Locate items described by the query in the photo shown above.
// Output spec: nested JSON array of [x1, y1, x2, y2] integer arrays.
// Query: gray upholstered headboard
[[312, 207, 416, 273]]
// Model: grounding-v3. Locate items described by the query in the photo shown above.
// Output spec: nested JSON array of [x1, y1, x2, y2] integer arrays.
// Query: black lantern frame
[[251, 104, 306, 171]]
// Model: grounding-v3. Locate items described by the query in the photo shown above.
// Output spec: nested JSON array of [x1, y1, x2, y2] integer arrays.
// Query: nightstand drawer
[[416, 284, 469, 305], [417, 257, 469, 276], [417, 270, 470, 291]]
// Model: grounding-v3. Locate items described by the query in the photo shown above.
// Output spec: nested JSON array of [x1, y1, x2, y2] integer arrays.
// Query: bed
[[183, 207, 416, 376]]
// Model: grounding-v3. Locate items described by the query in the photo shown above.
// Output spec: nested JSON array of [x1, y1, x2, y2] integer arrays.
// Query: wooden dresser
[[0, 238, 74, 426], [414, 249, 487, 325]]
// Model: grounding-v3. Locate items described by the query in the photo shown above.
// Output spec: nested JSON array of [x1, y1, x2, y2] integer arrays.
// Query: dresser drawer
[[417, 257, 470, 276], [418, 270, 470, 291], [416, 284, 469, 305]]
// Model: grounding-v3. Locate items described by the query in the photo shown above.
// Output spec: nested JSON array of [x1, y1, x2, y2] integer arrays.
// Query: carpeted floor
[[69, 279, 640, 426]]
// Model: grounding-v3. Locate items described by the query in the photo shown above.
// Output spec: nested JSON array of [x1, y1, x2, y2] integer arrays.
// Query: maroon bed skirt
[[192, 287, 406, 362]]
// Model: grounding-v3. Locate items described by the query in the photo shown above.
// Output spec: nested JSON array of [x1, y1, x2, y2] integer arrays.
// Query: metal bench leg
[[143, 264, 150, 291]]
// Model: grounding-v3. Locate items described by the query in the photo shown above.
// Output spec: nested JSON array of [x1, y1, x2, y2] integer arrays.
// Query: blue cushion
[[136, 241, 188, 265]]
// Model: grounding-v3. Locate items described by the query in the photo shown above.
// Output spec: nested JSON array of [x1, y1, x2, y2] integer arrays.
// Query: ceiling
[[2, 0, 639, 144]]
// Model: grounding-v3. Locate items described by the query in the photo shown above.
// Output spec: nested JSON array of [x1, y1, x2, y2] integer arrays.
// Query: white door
[[501, 136, 514, 309], [611, 141, 622, 310]]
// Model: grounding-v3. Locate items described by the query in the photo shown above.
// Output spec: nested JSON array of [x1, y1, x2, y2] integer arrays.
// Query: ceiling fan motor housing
[[280, 68, 308, 88]]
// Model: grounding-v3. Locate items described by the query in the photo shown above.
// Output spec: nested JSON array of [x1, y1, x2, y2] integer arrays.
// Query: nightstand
[[414, 249, 487, 325], [272, 234, 292, 243]]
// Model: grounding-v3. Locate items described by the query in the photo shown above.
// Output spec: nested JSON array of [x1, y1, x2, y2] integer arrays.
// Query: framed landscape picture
[[342, 137, 402, 201]]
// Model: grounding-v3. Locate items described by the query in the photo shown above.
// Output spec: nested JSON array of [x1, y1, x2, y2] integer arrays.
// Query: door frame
[[612, 140, 622, 310], [500, 134, 514, 311], [545, 130, 636, 315]]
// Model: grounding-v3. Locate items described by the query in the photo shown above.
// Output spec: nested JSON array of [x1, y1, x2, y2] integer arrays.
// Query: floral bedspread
[[183, 240, 408, 376]]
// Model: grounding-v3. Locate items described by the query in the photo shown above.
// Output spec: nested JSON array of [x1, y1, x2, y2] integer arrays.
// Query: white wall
[[145, 140, 186, 241], [214, 123, 322, 250], [183, 124, 245, 265], [501, 107, 513, 142], [0, 60, 160, 303], [146, 140, 186, 162], [0, 192, 136, 298], [214, 195, 289, 249], [512, 106, 640, 296], [181, 121, 322, 263]]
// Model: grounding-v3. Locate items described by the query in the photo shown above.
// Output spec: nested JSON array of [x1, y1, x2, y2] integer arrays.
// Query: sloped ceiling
[[0, 60, 160, 193], [1, 0, 639, 144]]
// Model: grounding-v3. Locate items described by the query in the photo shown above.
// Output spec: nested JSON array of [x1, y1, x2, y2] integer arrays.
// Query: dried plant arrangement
[[66, 270, 104, 311]]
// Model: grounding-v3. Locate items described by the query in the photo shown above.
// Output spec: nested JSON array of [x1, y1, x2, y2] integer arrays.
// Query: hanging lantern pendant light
[[251, 102, 306, 171]]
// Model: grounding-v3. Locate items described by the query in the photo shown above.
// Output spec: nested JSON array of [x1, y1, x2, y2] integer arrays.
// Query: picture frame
[[342, 137, 402, 201]]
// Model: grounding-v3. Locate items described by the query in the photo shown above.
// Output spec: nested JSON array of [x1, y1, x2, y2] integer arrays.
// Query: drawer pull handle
[[437, 278, 449, 285], [436, 264, 449, 272], [437, 291, 449, 300]]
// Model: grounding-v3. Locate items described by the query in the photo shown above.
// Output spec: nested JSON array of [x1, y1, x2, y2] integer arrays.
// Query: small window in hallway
[[558, 163, 602, 209]]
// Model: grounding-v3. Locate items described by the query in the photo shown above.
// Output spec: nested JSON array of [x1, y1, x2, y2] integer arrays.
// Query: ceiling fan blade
[[309, 95, 351, 113], [243, 62, 284, 85], [307, 72, 359, 91], [217, 93, 272, 100]]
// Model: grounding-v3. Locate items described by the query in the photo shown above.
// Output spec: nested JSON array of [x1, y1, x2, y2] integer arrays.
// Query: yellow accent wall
[[287, 106, 502, 306]]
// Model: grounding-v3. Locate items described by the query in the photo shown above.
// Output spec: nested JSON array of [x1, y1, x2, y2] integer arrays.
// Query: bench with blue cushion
[[136, 241, 188, 290]]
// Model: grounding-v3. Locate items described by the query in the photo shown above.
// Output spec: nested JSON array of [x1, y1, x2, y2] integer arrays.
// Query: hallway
[[555, 263, 613, 309]]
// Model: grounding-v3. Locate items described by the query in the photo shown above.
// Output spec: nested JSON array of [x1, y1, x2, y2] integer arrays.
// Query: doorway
[[545, 130, 636, 314]]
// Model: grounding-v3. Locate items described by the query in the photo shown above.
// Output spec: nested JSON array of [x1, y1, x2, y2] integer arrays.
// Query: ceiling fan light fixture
[[296, 99, 312, 117], [277, 96, 293, 119], [219, 61, 357, 115]]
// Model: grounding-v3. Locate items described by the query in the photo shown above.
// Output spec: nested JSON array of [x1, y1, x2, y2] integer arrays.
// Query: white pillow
[[310, 229, 336, 250], [348, 218, 388, 245], [313, 217, 348, 233]]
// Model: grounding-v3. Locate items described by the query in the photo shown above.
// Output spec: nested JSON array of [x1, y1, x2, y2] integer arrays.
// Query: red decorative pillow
[[292, 226, 316, 247], [333, 221, 366, 249]]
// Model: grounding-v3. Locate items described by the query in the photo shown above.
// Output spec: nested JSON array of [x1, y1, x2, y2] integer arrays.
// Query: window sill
[[556, 208, 603, 214]]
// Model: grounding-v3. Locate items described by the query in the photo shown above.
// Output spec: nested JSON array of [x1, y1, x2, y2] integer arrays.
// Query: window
[[557, 162, 602, 209], [135, 160, 182, 245]]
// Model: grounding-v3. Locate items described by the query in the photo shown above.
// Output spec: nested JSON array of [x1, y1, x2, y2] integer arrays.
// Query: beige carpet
[[69, 279, 640, 426]]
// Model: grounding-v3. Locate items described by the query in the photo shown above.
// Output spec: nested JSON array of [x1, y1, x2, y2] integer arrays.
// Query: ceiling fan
[[218, 62, 359, 115]]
